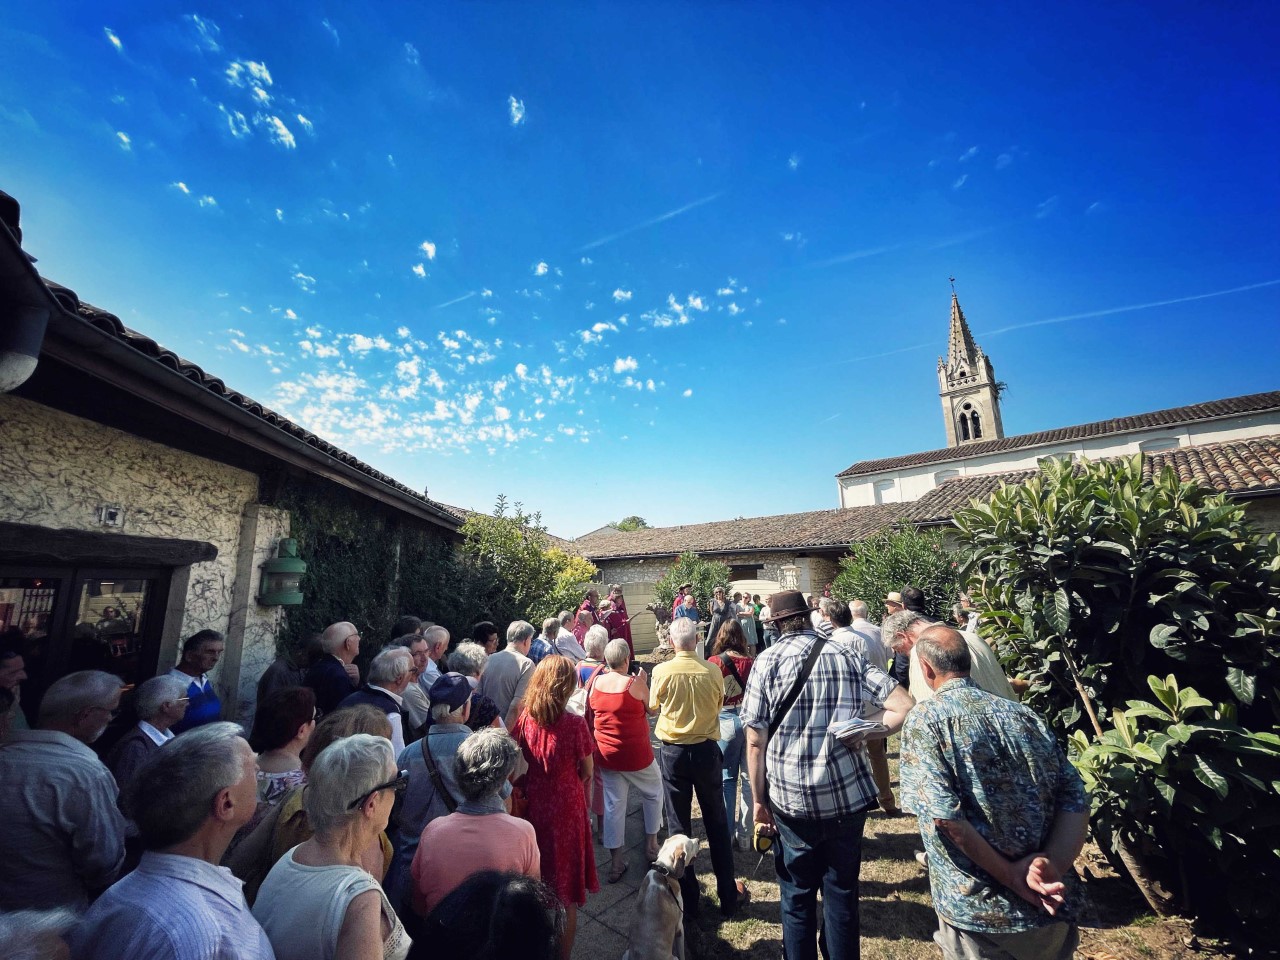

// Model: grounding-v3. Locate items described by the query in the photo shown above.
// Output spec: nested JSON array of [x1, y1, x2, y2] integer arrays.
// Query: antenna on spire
[[948, 275, 957, 293]]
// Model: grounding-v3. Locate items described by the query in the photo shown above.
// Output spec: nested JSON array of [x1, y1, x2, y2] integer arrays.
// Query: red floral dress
[[512, 710, 600, 906]]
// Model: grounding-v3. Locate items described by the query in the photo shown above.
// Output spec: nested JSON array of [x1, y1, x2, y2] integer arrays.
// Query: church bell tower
[[937, 283, 1004, 447]]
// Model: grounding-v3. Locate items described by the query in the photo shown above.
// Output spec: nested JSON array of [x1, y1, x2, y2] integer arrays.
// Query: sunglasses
[[346, 769, 409, 810]]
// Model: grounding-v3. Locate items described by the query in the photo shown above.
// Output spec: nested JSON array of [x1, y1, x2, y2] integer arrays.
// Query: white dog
[[621, 834, 701, 960]]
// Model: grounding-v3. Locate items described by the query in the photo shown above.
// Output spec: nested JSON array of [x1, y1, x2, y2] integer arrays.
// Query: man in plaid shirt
[[742, 590, 915, 960]]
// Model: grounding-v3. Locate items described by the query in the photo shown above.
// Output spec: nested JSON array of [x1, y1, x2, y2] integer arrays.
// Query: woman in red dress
[[512, 655, 599, 960]]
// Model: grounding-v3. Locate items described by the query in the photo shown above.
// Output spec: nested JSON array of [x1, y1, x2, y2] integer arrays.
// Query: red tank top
[[588, 675, 653, 772]]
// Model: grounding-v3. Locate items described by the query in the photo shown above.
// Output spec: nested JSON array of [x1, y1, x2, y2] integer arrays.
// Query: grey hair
[[507, 620, 535, 646], [882, 610, 928, 644], [453, 727, 519, 802], [432, 699, 469, 723], [541, 617, 560, 638], [38, 670, 121, 726], [133, 675, 188, 721], [583, 624, 609, 659], [952, 602, 966, 623], [369, 647, 413, 686], [819, 597, 845, 619], [669, 617, 697, 650], [558, 610, 573, 627], [0, 907, 78, 960], [423, 625, 450, 651], [604, 638, 631, 669], [850, 600, 870, 620], [125, 722, 247, 849], [305, 733, 396, 833], [448, 641, 488, 678], [915, 627, 972, 676]]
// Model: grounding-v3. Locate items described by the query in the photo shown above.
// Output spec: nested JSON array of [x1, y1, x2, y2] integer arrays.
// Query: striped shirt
[[741, 630, 897, 820]]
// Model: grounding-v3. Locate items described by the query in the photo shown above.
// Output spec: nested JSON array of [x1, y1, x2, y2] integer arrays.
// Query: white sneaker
[[914, 850, 928, 868]]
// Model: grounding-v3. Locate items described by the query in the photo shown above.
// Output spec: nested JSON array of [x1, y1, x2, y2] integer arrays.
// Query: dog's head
[[654, 834, 700, 879]]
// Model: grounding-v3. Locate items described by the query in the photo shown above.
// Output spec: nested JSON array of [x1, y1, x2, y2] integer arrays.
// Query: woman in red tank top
[[586, 637, 663, 882]]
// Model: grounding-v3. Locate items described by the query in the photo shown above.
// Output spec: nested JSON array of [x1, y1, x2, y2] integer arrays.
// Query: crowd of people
[[0, 579, 1088, 960]]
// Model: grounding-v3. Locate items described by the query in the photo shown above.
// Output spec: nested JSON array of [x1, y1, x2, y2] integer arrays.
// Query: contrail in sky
[[830, 278, 1280, 365], [432, 291, 477, 310], [807, 243, 905, 269], [577, 192, 723, 252]]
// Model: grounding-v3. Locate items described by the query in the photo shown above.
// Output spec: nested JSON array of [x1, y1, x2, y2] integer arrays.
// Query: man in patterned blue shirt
[[900, 626, 1089, 960], [742, 590, 915, 960]]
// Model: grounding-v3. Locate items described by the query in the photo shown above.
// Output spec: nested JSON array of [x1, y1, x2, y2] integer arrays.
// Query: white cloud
[[1036, 195, 1060, 219], [591, 321, 616, 334], [995, 152, 1013, 170], [314, 344, 339, 358], [1086, 201, 1103, 215], [534, 261, 549, 276], [788, 153, 801, 170], [387, 154, 396, 168], [716, 286, 734, 296], [580, 256, 593, 265], [515, 363, 529, 379], [115, 131, 131, 151], [226, 60, 273, 89], [284, 309, 298, 320], [292, 270, 316, 293], [219, 105, 251, 139], [959, 145, 979, 162], [103, 27, 123, 53], [727, 302, 742, 315], [420, 240, 437, 260], [198, 195, 217, 208], [508, 95, 526, 125], [320, 18, 339, 44], [296, 114, 314, 135], [258, 115, 296, 149], [682, 388, 693, 397], [613, 356, 638, 374], [349, 333, 392, 353], [275, 208, 284, 221], [404, 42, 420, 65], [188, 15, 221, 51], [494, 406, 510, 421], [396, 326, 411, 338], [612, 288, 632, 302], [481, 288, 493, 298], [687, 295, 707, 311], [952, 174, 968, 190], [412, 263, 427, 278], [171, 181, 190, 194], [231, 339, 250, 352]]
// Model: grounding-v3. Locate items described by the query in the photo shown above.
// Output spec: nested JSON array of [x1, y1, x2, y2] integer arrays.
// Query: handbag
[[567, 663, 606, 717]]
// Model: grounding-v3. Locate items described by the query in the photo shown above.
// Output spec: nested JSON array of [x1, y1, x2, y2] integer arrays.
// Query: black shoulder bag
[[421, 736, 458, 813], [767, 635, 828, 739]]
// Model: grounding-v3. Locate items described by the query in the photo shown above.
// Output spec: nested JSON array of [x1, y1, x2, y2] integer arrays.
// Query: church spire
[[937, 281, 1005, 447]]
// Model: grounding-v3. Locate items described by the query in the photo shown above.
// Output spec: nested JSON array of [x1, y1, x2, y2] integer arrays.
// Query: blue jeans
[[773, 808, 868, 960], [716, 708, 752, 839]]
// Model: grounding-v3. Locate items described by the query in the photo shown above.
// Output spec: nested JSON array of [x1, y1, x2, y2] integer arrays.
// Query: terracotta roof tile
[[837, 391, 1280, 478], [575, 503, 906, 560]]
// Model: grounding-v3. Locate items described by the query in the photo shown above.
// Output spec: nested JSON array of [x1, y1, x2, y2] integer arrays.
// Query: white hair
[[448, 642, 488, 678], [423, 625, 450, 651], [583, 624, 609, 659], [431, 699, 469, 723], [507, 620, 535, 645], [368, 647, 412, 686], [321, 622, 355, 655], [126, 722, 246, 850], [38, 670, 120, 727], [453, 728, 519, 802], [669, 617, 698, 650], [304, 733, 396, 833], [603, 638, 631, 669], [850, 600, 870, 620], [133, 674, 188, 721]]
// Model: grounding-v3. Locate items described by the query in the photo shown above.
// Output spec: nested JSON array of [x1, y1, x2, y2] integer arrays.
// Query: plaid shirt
[[741, 629, 898, 820]]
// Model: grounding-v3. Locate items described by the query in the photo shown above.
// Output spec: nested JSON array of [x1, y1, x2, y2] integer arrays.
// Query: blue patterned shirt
[[527, 636, 554, 665], [741, 630, 897, 819], [899, 678, 1088, 934]]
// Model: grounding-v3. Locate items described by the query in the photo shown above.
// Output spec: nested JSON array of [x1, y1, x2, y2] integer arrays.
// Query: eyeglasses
[[346, 769, 409, 810]]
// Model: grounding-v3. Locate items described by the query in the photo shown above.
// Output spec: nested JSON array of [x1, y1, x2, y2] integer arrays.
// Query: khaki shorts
[[935, 919, 1078, 960]]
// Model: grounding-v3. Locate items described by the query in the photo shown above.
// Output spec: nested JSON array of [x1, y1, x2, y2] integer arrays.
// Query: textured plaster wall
[[0, 394, 262, 695], [233, 505, 289, 723]]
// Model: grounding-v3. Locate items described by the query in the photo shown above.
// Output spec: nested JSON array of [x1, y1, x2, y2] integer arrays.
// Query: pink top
[[588, 675, 653, 772], [410, 811, 540, 916]]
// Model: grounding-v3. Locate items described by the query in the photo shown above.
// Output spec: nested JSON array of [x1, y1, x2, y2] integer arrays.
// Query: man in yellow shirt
[[650, 617, 748, 920]]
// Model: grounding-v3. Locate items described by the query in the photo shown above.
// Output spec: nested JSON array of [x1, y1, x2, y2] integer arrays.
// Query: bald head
[[321, 621, 360, 663], [915, 625, 972, 688]]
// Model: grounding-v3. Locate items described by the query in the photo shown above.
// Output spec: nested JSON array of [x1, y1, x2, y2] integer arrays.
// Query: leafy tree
[[531, 548, 600, 626], [953, 454, 1280, 933], [831, 526, 962, 621], [459, 496, 558, 623], [655, 552, 732, 620], [610, 516, 650, 531]]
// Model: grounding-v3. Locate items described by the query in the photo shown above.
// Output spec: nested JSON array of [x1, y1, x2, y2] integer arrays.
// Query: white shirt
[[909, 637, 1016, 703], [138, 721, 174, 747], [848, 618, 892, 672], [368, 685, 406, 754]]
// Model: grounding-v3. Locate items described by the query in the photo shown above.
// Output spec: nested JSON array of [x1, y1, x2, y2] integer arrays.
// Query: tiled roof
[[36, 279, 460, 528], [574, 503, 906, 560], [837, 390, 1280, 478], [898, 434, 1280, 525]]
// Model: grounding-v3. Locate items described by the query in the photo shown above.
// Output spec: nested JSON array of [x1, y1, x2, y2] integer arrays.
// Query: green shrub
[[655, 552, 732, 621], [831, 525, 962, 621]]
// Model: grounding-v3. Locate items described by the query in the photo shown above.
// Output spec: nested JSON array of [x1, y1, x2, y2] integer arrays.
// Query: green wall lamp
[[258, 538, 306, 605]]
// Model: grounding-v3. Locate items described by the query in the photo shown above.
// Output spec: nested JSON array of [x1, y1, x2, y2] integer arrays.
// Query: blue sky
[[2, 2, 1278, 536]]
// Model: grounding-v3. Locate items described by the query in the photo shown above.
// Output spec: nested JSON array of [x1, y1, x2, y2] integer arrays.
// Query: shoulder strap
[[421, 736, 457, 813], [768, 636, 828, 740], [722, 654, 745, 687]]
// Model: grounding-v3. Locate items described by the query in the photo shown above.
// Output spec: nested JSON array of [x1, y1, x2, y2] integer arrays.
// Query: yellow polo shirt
[[650, 651, 724, 744]]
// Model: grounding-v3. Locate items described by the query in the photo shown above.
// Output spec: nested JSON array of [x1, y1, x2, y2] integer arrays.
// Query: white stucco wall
[[0, 394, 281, 712], [838, 412, 1280, 507]]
